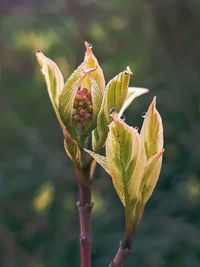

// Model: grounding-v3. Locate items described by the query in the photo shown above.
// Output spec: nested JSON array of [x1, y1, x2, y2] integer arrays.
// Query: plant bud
[[71, 87, 94, 132]]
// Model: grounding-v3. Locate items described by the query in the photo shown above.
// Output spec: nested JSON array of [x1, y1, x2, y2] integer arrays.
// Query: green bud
[[36, 43, 149, 166]]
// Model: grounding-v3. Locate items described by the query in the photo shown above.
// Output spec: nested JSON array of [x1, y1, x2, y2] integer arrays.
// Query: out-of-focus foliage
[[0, 0, 200, 266]]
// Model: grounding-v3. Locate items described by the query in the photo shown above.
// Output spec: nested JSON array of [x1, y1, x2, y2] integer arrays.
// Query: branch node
[[80, 235, 92, 245], [76, 201, 80, 208], [76, 201, 93, 211], [108, 240, 132, 267]]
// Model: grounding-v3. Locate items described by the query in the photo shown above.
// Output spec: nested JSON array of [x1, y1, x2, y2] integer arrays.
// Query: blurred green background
[[1, 0, 200, 266]]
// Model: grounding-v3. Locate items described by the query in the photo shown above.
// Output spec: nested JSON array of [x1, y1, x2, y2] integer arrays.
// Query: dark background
[[1, 0, 200, 266]]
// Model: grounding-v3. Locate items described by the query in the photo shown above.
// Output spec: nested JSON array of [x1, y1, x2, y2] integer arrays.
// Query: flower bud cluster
[[73, 88, 93, 130]]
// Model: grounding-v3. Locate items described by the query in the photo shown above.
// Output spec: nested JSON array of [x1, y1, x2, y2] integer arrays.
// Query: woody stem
[[75, 165, 93, 267]]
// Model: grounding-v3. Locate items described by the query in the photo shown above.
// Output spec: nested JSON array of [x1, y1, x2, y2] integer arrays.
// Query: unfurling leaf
[[36, 42, 151, 177], [84, 149, 109, 174], [140, 149, 164, 204], [140, 96, 163, 158], [92, 67, 132, 152], [58, 63, 87, 137], [83, 41, 105, 91], [118, 87, 149, 117], [89, 116, 145, 208], [36, 50, 65, 128], [37, 43, 104, 151], [140, 97, 164, 203], [63, 128, 81, 163], [106, 117, 143, 206], [59, 68, 103, 144], [58, 43, 104, 145], [88, 98, 164, 235]]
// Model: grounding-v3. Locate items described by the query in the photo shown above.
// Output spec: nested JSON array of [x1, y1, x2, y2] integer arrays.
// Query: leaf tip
[[83, 66, 97, 74], [148, 96, 158, 114], [36, 49, 42, 54], [84, 41, 93, 53], [35, 50, 45, 66], [152, 96, 157, 106], [125, 66, 133, 75]]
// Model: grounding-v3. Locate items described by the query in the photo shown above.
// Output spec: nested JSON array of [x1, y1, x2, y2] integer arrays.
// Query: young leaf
[[84, 149, 109, 174], [140, 97, 164, 204], [92, 68, 132, 152], [140, 149, 164, 204], [83, 41, 105, 91], [128, 137, 147, 202], [106, 117, 141, 206], [63, 128, 81, 163], [58, 63, 86, 140], [90, 77, 103, 127], [59, 67, 102, 144], [118, 87, 149, 117], [36, 50, 65, 128], [140, 97, 163, 158]]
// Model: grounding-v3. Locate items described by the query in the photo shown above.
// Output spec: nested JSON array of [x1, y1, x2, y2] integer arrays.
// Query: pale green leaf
[[36, 51, 65, 128], [59, 65, 102, 143], [128, 137, 147, 201], [140, 149, 164, 204], [140, 97, 163, 158], [118, 87, 149, 117], [58, 62, 85, 140], [84, 149, 109, 174], [139, 97, 164, 204], [63, 128, 81, 163], [92, 68, 132, 152], [106, 118, 141, 206], [84, 41, 105, 91], [84, 76, 103, 136]]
